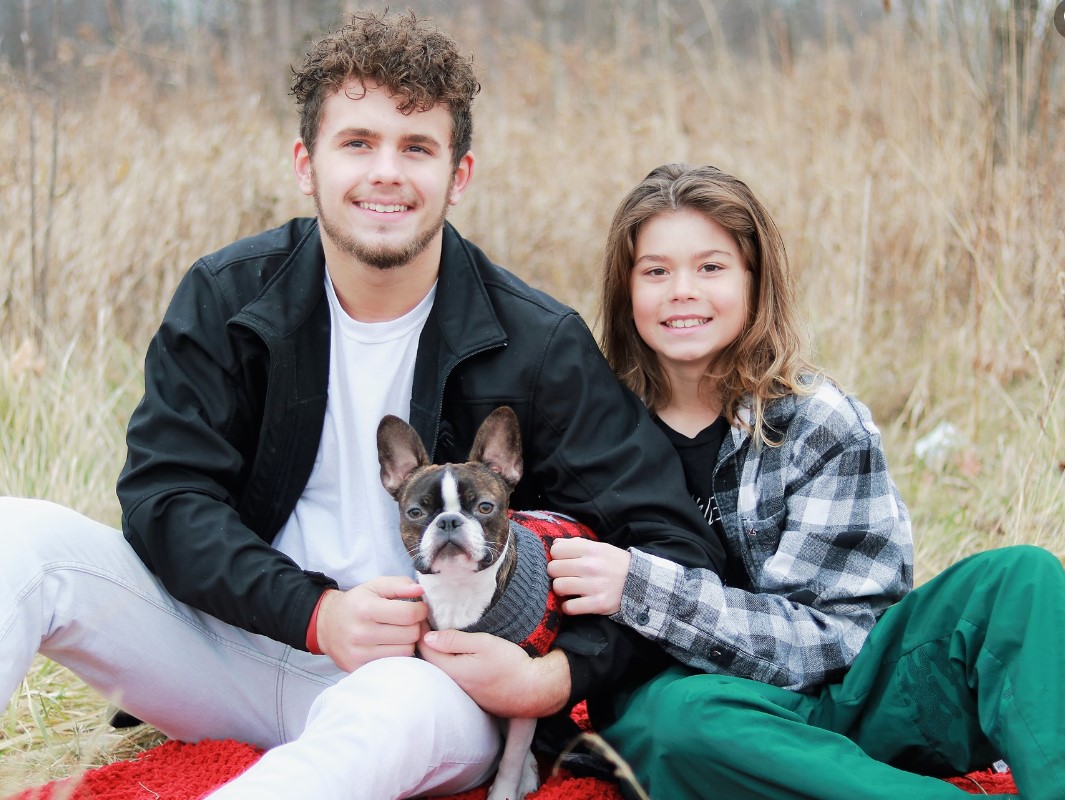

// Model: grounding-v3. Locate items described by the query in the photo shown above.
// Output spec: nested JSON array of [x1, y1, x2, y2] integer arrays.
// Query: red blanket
[[9, 736, 1018, 799], [7, 738, 623, 799]]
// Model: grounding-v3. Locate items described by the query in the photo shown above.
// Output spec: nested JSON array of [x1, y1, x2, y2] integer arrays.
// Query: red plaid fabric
[[507, 510, 597, 657]]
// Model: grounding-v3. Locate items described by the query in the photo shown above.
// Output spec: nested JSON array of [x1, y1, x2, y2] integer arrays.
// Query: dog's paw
[[485, 782, 518, 800], [514, 749, 540, 799], [486, 762, 539, 800]]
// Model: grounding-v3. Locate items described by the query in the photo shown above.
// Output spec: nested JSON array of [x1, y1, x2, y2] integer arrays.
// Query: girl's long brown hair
[[599, 164, 818, 447]]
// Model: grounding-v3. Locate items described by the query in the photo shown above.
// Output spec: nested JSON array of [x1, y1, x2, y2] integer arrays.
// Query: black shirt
[[654, 415, 747, 587], [654, 416, 729, 525]]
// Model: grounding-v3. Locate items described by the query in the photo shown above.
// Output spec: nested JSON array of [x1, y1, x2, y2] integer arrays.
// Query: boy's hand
[[316, 577, 428, 672], [418, 630, 570, 718]]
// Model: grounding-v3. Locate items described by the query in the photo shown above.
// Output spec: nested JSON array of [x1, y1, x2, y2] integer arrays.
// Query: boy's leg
[[0, 497, 335, 746], [822, 545, 1065, 800], [602, 667, 989, 800], [205, 657, 502, 800], [2, 497, 502, 798]]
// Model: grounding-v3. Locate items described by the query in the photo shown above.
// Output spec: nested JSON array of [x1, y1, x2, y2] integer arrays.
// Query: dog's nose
[[435, 513, 464, 534]]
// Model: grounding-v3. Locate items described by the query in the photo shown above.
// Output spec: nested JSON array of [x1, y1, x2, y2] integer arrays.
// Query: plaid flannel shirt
[[613, 381, 914, 692]]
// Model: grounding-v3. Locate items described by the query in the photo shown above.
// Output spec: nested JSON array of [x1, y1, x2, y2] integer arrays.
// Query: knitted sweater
[[464, 511, 596, 657]]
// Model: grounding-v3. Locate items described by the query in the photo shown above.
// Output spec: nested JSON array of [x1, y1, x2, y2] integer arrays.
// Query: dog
[[376, 406, 594, 800]]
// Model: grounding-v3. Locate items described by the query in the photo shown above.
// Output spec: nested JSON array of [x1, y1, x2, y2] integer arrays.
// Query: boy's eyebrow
[[333, 126, 377, 140], [331, 128, 444, 150], [404, 132, 444, 149]]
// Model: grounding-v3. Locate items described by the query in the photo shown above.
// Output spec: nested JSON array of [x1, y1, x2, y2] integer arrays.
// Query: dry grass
[[1, 11, 1063, 796]]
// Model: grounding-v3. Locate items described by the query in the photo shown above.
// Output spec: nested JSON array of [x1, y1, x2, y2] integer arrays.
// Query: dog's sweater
[[463, 510, 596, 657]]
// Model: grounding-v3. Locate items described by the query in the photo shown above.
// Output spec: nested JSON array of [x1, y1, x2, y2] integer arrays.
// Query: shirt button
[[709, 648, 723, 660], [747, 528, 757, 537], [636, 609, 650, 625]]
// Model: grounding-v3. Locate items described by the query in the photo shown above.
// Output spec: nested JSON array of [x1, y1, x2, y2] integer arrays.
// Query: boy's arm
[[118, 260, 334, 649], [523, 313, 725, 704]]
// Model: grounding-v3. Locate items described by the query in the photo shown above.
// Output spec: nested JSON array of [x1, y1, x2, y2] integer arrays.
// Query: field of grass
[[1, 8, 1063, 795]]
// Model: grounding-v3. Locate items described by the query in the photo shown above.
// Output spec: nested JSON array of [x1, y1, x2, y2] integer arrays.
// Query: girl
[[548, 164, 1064, 799]]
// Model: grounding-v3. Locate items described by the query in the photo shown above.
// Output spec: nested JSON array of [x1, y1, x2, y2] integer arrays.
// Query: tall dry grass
[[1, 11, 1063, 795]]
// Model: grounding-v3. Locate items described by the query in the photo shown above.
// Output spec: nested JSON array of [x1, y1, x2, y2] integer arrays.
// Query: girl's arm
[[552, 390, 913, 692]]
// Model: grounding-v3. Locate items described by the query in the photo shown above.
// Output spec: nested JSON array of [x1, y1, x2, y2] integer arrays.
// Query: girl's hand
[[547, 538, 631, 616]]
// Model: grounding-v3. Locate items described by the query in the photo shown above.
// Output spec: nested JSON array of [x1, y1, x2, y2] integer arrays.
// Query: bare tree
[[21, 0, 42, 345]]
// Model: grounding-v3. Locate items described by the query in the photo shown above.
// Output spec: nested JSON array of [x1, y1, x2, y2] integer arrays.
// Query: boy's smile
[[293, 80, 472, 278]]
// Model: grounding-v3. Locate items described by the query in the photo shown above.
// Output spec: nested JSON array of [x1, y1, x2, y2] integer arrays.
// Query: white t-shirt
[[273, 272, 435, 589]]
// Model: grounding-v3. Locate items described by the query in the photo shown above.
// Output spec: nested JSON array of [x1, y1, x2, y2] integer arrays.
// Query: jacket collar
[[232, 218, 327, 340], [235, 219, 505, 350], [722, 389, 807, 464], [432, 222, 508, 357], [409, 222, 508, 452], [232, 217, 507, 452]]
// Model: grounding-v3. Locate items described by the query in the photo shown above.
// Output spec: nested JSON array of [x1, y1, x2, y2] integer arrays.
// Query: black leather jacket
[[118, 218, 724, 704]]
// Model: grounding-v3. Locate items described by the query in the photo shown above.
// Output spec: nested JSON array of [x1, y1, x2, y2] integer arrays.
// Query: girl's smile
[[630, 209, 750, 384], [663, 316, 711, 329]]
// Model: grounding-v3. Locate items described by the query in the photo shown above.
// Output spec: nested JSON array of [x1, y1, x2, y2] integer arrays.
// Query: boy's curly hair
[[291, 9, 480, 168]]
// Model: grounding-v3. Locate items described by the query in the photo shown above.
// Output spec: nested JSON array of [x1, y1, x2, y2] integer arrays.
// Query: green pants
[[602, 545, 1065, 800]]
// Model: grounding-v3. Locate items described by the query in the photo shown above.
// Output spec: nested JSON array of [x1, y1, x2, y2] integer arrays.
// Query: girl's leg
[[205, 657, 501, 800], [602, 667, 989, 800], [822, 545, 1065, 800], [605, 545, 1064, 800]]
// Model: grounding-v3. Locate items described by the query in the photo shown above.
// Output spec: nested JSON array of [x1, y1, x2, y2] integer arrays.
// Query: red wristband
[[306, 592, 327, 655]]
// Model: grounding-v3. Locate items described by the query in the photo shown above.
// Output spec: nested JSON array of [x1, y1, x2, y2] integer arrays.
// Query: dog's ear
[[377, 415, 431, 497], [468, 407, 523, 488]]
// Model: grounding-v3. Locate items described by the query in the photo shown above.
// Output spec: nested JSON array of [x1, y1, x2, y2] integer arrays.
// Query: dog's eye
[[407, 508, 424, 520], [477, 501, 494, 514]]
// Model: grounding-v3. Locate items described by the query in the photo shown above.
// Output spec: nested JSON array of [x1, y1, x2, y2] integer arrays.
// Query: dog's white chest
[[418, 557, 503, 630]]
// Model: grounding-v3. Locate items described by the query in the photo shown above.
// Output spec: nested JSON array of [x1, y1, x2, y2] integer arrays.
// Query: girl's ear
[[744, 266, 758, 323]]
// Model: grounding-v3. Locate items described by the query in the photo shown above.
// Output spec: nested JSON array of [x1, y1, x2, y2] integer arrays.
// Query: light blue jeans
[[1, 497, 500, 799]]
